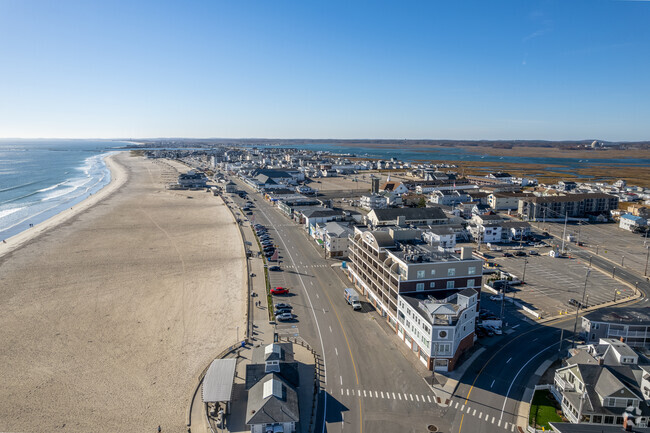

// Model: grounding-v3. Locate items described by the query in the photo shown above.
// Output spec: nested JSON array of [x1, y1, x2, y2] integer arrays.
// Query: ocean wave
[[41, 186, 77, 201], [0, 207, 25, 220], [37, 181, 67, 193], [0, 180, 41, 193]]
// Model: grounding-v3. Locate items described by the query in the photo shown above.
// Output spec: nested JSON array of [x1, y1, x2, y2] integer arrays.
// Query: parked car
[[528, 250, 539, 255], [276, 313, 293, 322], [503, 252, 513, 257], [269, 266, 282, 272], [275, 308, 292, 316], [568, 298, 584, 309], [274, 302, 291, 310], [489, 294, 503, 301], [475, 328, 487, 338], [514, 251, 527, 257], [271, 287, 289, 295]]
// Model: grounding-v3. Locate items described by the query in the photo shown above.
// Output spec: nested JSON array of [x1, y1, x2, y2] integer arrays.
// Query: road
[[222, 174, 650, 433], [227, 178, 449, 433]]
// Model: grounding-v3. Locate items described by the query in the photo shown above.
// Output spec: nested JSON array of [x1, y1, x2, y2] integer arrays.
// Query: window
[[446, 281, 455, 289], [416, 283, 424, 291], [447, 268, 456, 276], [430, 282, 436, 288], [604, 416, 614, 424], [467, 279, 475, 287], [417, 270, 425, 279], [468, 266, 476, 275], [430, 269, 436, 276], [592, 415, 602, 424]]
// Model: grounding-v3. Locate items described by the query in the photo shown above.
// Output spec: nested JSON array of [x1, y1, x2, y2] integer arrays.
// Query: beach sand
[[0, 152, 246, 432]]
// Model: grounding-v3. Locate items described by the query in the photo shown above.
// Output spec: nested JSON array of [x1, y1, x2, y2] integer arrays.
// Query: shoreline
[[0, 152, 128, 259]]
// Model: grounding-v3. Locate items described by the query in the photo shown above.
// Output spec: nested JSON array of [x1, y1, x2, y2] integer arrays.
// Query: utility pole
[[622, 255, 625, 267], [522, 258, 528, 284], [645, 246, 649, 277], [558, 327, 565, 356], [561, 212, 568, 254], [573, 269, 590, 349]]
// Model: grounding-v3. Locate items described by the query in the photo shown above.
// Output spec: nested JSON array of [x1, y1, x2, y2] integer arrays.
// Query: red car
[[271, 287, 289, 295]]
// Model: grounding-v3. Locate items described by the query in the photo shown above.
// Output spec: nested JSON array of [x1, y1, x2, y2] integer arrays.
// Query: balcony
[[554, 376, 575, 392]]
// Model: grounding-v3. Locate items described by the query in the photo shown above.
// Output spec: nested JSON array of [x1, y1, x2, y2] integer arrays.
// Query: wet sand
[[0, 153, 246, 432]]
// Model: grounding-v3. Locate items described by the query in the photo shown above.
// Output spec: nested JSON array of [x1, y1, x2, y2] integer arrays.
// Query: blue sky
[[0, 0, 648, 141]]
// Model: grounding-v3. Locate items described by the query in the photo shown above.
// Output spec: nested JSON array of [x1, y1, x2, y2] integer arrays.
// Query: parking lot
[[541, 221, 649, 278], [493, 253, 635, 318]]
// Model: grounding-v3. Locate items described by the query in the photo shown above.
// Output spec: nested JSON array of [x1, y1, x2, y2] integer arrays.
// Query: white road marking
[[512, 324, 520, 329], [340, 389, 343, 395], [500, 340, 563, 420], [363, 390, 366, 397], [466, 406, 471, 413], [479, 412, 482, 418], [310, 281, 314, 285], [461, 404, 465, 411], [485, 413, 490, 420], [340, 376, 342, 386], [498, 419, 502, 427], [347, 389, 349, 396], [415, 395, 419, 402], [491, 416, 495, 424], [427, 395, 432, 403], [455, 402, 459, 409], [316, 294, 319, 298], [491, 380, 495, 388], [375, 391, 378, 398], [504, 422, 508, 429], [329, 326, 332, 333], [322, 308, 326, 314], [381, 391, 384, 398], [472, 409, 476, 416], [506, 357, 512, 364], [410, 394, 414, 401], [398, 394, 402, 400], [392, 392, 396, 399], [335, 347, 338, 356]]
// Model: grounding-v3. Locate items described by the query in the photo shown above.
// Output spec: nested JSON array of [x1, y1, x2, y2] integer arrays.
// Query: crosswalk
[[283, 264, 330, 269], [334, 388, 517, 431]]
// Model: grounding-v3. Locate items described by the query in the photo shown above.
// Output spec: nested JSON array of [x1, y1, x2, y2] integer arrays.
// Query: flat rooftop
[[584, 307, 650, 325]]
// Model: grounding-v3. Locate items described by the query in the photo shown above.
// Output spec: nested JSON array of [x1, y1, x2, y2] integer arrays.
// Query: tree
[[417, 197, 426, 208]]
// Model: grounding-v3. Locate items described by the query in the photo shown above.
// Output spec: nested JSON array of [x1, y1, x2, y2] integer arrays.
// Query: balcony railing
[[554, 376, 574, 392]]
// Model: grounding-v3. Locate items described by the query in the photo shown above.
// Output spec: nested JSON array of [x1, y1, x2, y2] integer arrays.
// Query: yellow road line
[[321, 282, 360, 384], [458, 414, 464, 433]]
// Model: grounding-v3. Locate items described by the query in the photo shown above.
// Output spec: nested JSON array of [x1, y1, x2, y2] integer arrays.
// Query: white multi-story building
[[398, 289, 478, 371]]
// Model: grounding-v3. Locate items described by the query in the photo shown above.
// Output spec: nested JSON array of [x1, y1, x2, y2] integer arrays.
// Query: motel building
[[347, 227, 482, 371]]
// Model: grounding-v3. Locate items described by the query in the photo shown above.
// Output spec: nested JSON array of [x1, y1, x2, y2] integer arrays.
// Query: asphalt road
[[228, 178, 448, 433], [223, 175, 650, 433]]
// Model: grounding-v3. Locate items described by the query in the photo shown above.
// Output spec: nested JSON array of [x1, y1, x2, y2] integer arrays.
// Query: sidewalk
[[204, 194, 317, 433]]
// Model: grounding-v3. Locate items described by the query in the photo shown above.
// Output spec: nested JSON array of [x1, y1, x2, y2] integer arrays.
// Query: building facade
[[582, 307, 650, 349], [518, 193, 619, 221], [346, 227, 482, 370]]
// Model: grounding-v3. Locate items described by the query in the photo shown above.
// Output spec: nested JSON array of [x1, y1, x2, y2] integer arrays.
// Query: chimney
[[620, 336, 625, 343], [460, 246, 473, 260], [397, 215, 406, 227]]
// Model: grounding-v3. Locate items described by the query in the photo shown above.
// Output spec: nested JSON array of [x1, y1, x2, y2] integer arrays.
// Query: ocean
[[0, 139, 130, 241]]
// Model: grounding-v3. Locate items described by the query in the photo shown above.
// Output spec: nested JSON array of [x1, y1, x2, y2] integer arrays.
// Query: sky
[[0, 0, 648, 141]]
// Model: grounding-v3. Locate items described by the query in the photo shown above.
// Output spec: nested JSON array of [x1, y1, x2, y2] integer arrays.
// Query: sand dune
[[0, 153, 246, 432]]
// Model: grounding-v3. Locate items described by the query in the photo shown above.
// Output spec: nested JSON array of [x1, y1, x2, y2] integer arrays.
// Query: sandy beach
[[0, 152, 246, 432]]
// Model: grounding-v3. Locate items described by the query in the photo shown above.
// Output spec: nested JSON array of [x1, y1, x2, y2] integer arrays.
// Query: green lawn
[[529, 389, 563, 430]]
